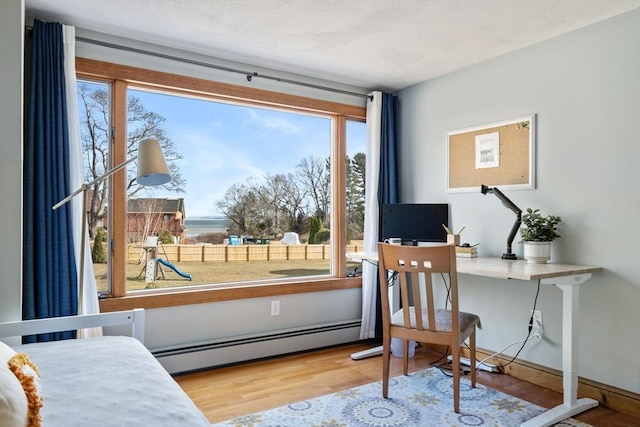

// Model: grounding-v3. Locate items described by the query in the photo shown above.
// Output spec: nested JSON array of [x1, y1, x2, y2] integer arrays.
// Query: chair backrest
[[377, 243, 459, 336]]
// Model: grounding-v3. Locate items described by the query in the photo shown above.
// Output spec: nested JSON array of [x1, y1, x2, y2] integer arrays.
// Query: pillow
[[8, 353, 42, 427], [0, 340, 17, 364], [0, 356, 28, 427]]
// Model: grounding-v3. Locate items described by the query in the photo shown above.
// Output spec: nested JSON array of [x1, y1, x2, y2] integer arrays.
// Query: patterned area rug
[[211, 368, 591, 427]]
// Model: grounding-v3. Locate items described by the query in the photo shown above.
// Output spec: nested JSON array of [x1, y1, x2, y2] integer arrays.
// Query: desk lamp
[[53, 138, 171, 312], [481, 184, 521, 260]]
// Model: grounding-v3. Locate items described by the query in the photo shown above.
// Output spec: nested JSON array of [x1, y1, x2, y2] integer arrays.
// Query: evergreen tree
[[309, 217, 322, 244], [91, 227, 107, 263]]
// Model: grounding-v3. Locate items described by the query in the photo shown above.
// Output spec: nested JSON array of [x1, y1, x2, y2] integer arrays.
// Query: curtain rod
[[26, 25, 373, 101]]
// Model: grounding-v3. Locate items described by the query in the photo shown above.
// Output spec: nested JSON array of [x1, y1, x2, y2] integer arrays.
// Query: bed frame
[[0, 308, 212, 426], [0, 309, 145, 343]]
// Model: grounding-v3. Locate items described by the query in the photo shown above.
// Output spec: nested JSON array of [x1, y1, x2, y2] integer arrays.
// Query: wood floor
[[174, 342, 638, 426]]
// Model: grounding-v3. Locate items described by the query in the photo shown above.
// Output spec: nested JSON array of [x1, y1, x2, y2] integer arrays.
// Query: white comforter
[[14, 336, 210, 426]]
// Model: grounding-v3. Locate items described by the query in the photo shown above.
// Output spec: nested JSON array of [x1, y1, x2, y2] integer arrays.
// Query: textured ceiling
[[25, 0, 640, 91]]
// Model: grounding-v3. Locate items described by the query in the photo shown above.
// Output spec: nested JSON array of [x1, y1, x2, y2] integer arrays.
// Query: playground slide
[[157, 258, 192, 281]]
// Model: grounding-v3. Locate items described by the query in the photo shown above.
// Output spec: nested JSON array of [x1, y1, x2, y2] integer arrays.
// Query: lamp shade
[[136, 138, 171, 186]]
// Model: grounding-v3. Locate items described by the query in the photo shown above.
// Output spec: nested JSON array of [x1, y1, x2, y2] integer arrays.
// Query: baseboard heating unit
[[153, 320, 361, 374]]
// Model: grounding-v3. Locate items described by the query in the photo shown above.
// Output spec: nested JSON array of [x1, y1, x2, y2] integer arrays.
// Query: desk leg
[[522, 274, 598, 427]]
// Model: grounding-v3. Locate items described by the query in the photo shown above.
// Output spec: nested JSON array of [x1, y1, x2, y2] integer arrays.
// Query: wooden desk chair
[[377, 242, 481, 413]]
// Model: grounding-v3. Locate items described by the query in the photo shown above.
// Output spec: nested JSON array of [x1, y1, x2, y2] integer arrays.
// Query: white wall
[[0, 0, 24, 329], [398, 9, 640, 393]]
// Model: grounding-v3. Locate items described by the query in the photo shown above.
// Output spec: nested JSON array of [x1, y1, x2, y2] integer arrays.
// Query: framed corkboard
[[447, 115, 535, 193]]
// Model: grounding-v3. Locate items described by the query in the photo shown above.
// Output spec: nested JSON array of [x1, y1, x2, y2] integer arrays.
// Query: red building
[[127, 198, 186, 243]]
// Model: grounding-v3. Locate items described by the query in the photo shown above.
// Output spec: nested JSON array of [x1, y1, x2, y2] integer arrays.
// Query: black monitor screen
[[381, 203, 449, 243]]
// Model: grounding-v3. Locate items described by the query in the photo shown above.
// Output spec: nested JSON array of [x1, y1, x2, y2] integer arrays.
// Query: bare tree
[[77, 84, 109, 238], [256, 174, 290, 234], [125, 95, 185, 197], [77, 82, 186, 237], [213, 153, 366, 240], [215, 183, 258, 233], [296, 156, 330, 224], [280, 172, 308, 233]]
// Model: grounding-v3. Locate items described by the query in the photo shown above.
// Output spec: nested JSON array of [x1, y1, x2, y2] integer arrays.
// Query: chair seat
[[391, 307, 480, 333]]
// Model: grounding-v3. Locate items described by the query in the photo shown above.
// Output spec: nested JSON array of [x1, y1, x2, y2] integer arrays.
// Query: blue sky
[[131, 88, 366, 217]]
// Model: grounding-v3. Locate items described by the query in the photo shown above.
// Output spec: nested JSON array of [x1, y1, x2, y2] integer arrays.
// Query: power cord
[[476, 279, 543, 370], [476, 324, 542, 370], [441, 273, 452, 309], [430, 345, 472, 378]]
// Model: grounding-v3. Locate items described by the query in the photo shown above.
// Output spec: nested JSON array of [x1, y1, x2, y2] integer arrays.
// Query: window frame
[[75, 58, 365, 312]]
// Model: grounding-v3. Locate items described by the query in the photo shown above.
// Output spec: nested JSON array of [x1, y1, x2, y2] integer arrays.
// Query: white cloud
[[244, 109, 300, 135]]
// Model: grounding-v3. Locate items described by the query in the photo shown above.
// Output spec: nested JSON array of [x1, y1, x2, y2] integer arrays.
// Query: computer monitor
[[381, 203, 449, 244]]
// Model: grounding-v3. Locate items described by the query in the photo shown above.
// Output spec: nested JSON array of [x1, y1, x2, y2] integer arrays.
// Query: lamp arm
[[83, 155, 138, 189], [481, 184, 522, 259], [492, 188, 522, 257], [489, 187, 522, 217], [505, 213, 522, 254], [52, 156, 137, 210]]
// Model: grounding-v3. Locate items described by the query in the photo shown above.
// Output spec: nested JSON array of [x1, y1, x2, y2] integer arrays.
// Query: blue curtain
[[374, 92, 399, 338], [23, 20, 78, 342], [378, 93, 399, 217]]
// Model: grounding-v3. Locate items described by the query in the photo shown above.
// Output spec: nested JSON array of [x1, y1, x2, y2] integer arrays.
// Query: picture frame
[[447, 114, 535, 193]]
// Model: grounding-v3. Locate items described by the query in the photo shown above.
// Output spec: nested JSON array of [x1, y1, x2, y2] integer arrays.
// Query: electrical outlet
[[271, 300, 280, 316], [531, 310, 543, 331]]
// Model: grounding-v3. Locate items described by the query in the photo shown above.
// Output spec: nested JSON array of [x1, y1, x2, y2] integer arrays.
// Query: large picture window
[[76, 59, 366, 309]]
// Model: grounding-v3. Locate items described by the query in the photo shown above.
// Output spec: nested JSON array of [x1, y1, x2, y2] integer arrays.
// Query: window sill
[[99, 277, 362, 312]]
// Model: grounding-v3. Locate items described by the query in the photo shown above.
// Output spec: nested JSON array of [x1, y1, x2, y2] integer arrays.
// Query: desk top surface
[[346, 252, 602, 281]]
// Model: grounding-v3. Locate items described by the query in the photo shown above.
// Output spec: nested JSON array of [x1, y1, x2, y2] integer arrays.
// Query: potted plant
[[519, 208, 562, 263]]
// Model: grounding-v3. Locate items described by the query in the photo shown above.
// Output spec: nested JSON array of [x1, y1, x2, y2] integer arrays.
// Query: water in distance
[[184, 216, 230, 237]]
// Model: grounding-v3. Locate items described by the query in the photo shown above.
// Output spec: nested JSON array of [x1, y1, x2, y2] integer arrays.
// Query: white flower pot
[[523, 241, 552, 263]]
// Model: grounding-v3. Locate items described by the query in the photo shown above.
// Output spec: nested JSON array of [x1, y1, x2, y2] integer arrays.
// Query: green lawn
[[93, 259, 361, 292]]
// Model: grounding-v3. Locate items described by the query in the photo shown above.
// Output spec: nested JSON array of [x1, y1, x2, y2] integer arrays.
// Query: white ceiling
[[25, 0, 640, 91]]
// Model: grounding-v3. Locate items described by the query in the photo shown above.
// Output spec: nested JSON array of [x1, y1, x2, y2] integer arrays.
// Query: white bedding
[[14, 336, 210, 426]]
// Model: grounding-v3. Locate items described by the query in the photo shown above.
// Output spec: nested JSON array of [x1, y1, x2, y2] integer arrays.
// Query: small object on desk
[[447, 234, 461, 246], [445, 225, 466, 246]]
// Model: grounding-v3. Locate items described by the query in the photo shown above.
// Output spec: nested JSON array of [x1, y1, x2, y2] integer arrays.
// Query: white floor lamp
[[53, 138, 172, 313]]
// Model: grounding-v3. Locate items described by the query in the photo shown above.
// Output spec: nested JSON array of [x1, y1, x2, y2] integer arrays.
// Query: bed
[[0, 309, 210, 427]]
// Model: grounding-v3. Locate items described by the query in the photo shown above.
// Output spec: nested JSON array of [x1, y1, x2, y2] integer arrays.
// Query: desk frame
[[520, 274, 598, 426], [348, 253, 602, 427]]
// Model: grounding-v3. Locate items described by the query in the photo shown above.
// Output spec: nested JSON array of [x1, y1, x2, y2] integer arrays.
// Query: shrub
[[157, 229, 174, 244], [314, 229, 330, 243]]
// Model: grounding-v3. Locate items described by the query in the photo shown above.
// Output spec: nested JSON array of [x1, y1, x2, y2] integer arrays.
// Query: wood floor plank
[[174, 342, 639, 426]]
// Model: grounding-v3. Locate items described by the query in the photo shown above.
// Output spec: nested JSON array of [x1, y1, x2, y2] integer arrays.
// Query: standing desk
[[347, 252, 602, 427]]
